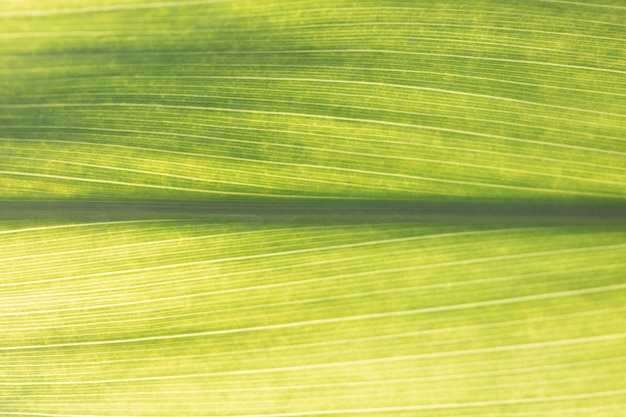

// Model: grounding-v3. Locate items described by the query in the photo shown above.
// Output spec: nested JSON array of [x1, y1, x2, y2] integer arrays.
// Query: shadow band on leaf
[[2, 198, 625, 226]]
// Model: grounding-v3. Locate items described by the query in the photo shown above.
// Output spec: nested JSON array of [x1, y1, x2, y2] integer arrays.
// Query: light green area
[[1, 221, 625, 416], [1, 0, 625, 416]]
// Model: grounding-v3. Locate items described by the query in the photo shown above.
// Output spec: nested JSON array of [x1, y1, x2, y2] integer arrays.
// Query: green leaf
[[1, 1, 625, 416], [2, 0, 625, 201]]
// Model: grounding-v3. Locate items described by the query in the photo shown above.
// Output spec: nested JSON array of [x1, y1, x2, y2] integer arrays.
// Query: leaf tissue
[[0, 1, 625, 416]]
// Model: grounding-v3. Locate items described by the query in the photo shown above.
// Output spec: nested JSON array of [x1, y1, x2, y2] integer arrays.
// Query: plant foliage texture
[[0, 0, 625, 416]]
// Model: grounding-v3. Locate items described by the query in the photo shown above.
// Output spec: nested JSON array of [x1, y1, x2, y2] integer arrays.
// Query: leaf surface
[[0, 1, 625, 416]]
